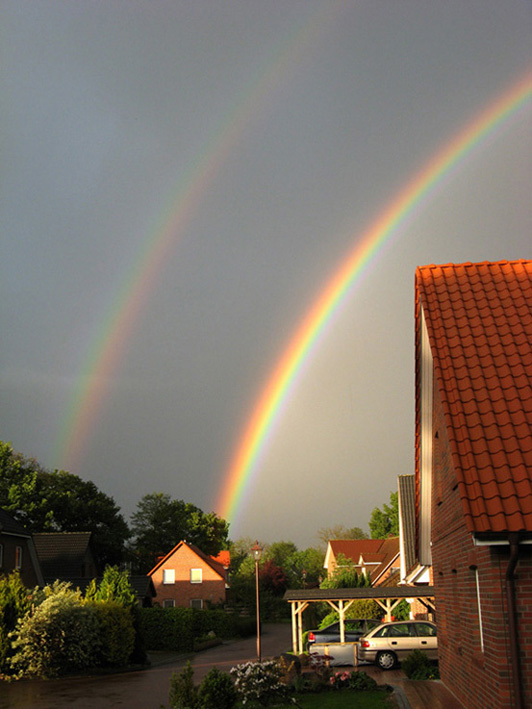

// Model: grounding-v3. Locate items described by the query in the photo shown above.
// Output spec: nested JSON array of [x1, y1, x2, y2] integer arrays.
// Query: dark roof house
[[0, 507, 44, 587], [33, 532, 98, 583], [415, 260, 532, 709]]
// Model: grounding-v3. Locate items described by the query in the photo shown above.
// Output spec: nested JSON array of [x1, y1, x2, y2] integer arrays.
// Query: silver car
[[358, 620, 437, 669]]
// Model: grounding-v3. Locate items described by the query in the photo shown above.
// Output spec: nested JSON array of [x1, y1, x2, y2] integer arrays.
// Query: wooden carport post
[[291, 600, 309, 654]]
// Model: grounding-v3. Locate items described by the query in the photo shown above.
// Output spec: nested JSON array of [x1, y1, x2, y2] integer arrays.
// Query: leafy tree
[[317, 525, 368, 545], [320, 553, 371, 589], [0, 442, 129, 566], [85, 566, 137, 606], [130, 492, 229, 570], [369, 491, 399, 539], [259, 560, 288, 596]]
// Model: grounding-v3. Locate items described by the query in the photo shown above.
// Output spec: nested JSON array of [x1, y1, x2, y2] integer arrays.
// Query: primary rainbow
[[53, 5, 339, 472], [216, 70, 532, 525]]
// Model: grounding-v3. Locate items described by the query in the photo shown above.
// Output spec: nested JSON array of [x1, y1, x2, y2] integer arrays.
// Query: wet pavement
[[0, 624, 463, 708], [0, 624, 292, 709]]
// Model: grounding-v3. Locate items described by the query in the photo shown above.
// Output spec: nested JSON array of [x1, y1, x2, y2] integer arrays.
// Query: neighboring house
[[0, 507, 44, 587], [415, 261, 532, 709], [324, 537, 400, 586], [148, 540, 229, 609], [33, 531, 99, 584], [397, 474, 433, 618]]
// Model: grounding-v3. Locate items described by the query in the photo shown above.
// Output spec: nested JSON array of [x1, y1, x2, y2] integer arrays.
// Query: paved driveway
[[0, 624, 292, 709]]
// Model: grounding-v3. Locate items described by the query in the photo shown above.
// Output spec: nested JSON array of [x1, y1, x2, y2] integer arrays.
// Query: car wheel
[[376, 651, 397, 670]]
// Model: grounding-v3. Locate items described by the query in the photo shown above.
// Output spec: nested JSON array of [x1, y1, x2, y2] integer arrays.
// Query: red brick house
[[148, 540, 228, 609], [0, 507, 44, 588], [324, 537, 400, 586], [415, 261, 532, 709]]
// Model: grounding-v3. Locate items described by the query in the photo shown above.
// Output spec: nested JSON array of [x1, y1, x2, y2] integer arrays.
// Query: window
[[15, 546, 22, 570], [413, 623, 436, 637], [0, 544, 3, 568], [163, 569, 175, 584], [163, 599, 175, 608], [190, 599, 203, 609], [190, 568, 202, 584]]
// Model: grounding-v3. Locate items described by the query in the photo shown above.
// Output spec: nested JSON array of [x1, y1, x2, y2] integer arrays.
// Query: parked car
[[307, 618, 381, 649], [358, 620, 437, 669]]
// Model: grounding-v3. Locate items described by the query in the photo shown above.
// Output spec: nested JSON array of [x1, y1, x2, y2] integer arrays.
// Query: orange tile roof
[[416, 261, 532, 534], [328, 539, 383, 562]]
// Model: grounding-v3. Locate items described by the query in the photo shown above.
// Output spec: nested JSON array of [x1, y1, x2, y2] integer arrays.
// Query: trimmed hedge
[[139, 608, 256, 651]]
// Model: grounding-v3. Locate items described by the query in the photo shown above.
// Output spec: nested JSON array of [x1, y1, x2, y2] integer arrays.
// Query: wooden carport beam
[[374, 597, 403, 621], [324, 599, 355, 643]]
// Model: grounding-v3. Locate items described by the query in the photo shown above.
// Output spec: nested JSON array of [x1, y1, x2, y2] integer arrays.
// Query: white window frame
[[15, 546, 22, 570], [163, 599, 175, 608], [190, 598, 203, 609], [163, 569, 175, 584], [190, 568, 202, 584]]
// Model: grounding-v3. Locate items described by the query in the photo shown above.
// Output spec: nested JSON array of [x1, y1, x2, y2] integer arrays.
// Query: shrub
[[169, 661, 199, 709], [402, 649, 440, 680], [10, 582, 101, 678], [0, 572, 32, 675], [329, 670, 378, 691], [230, 659, 293, 706], [198, 667, 237, 709], [139, 607, 194, 652], [90, 600, 135, 667]]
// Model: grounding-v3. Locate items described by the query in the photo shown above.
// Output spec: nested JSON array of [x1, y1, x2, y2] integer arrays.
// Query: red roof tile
[[416, 261, 532, 534]]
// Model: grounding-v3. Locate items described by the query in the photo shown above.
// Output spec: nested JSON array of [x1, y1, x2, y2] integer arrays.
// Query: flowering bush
[[230, 659, 295, 706], [329, 670, 378, 691]]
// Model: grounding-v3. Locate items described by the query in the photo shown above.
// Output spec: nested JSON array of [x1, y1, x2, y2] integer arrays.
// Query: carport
[[283, 586, 435, 654]]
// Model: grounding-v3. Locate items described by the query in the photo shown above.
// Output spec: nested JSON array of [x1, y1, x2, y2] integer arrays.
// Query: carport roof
[[283, 586, 434, 602]]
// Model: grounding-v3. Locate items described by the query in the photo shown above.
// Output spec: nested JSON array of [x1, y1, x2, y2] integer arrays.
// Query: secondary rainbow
[[53, 5, 339, 472], [216, 70, 532, 525]]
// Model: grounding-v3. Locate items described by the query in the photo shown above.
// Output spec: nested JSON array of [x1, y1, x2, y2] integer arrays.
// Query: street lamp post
[[251, 540, 263, 662]]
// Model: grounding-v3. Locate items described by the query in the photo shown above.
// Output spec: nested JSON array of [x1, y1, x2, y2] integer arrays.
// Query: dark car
[[358, 620, 438, 669], [307, 618, 381, 649]]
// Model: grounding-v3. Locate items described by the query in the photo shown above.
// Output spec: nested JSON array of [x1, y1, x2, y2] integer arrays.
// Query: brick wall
[[431, 385, 532, 708], [151, 543, 226, 609]]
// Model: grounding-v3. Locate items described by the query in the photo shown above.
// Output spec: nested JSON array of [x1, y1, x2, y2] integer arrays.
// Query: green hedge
[[139, 608, 256, 651]]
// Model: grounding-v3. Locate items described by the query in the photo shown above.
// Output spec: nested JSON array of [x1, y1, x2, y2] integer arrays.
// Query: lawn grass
[[236, 689, 393, 708]]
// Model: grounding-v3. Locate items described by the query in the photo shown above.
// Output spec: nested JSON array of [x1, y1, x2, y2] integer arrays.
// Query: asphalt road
[[0, 623, 293, 709]]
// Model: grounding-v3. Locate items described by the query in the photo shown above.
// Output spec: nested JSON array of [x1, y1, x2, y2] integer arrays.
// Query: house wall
[[151, 544, 226, 609], [431, 386, 532, 709], [0, 534, 41, 588]]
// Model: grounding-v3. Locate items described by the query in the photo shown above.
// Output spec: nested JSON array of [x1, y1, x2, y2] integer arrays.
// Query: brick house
[[415, 261, 532, 709], [324, 537, 400, 586], [0, 507, 44, 587], [148, 540, 229, 609]]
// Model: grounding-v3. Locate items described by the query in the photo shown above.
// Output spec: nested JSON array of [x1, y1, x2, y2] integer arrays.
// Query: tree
[[317, 525, 368, 545], [320, 553, 371, 589], [369, 491, 399, 539], [130, 492, 229, 570], [0, 442, 129, 567], [259, 560, 288, 596]]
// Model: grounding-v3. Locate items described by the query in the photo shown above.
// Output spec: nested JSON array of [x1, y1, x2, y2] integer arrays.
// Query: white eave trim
[[473, 536, 532, 546], [419, 306, 433, 567]]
